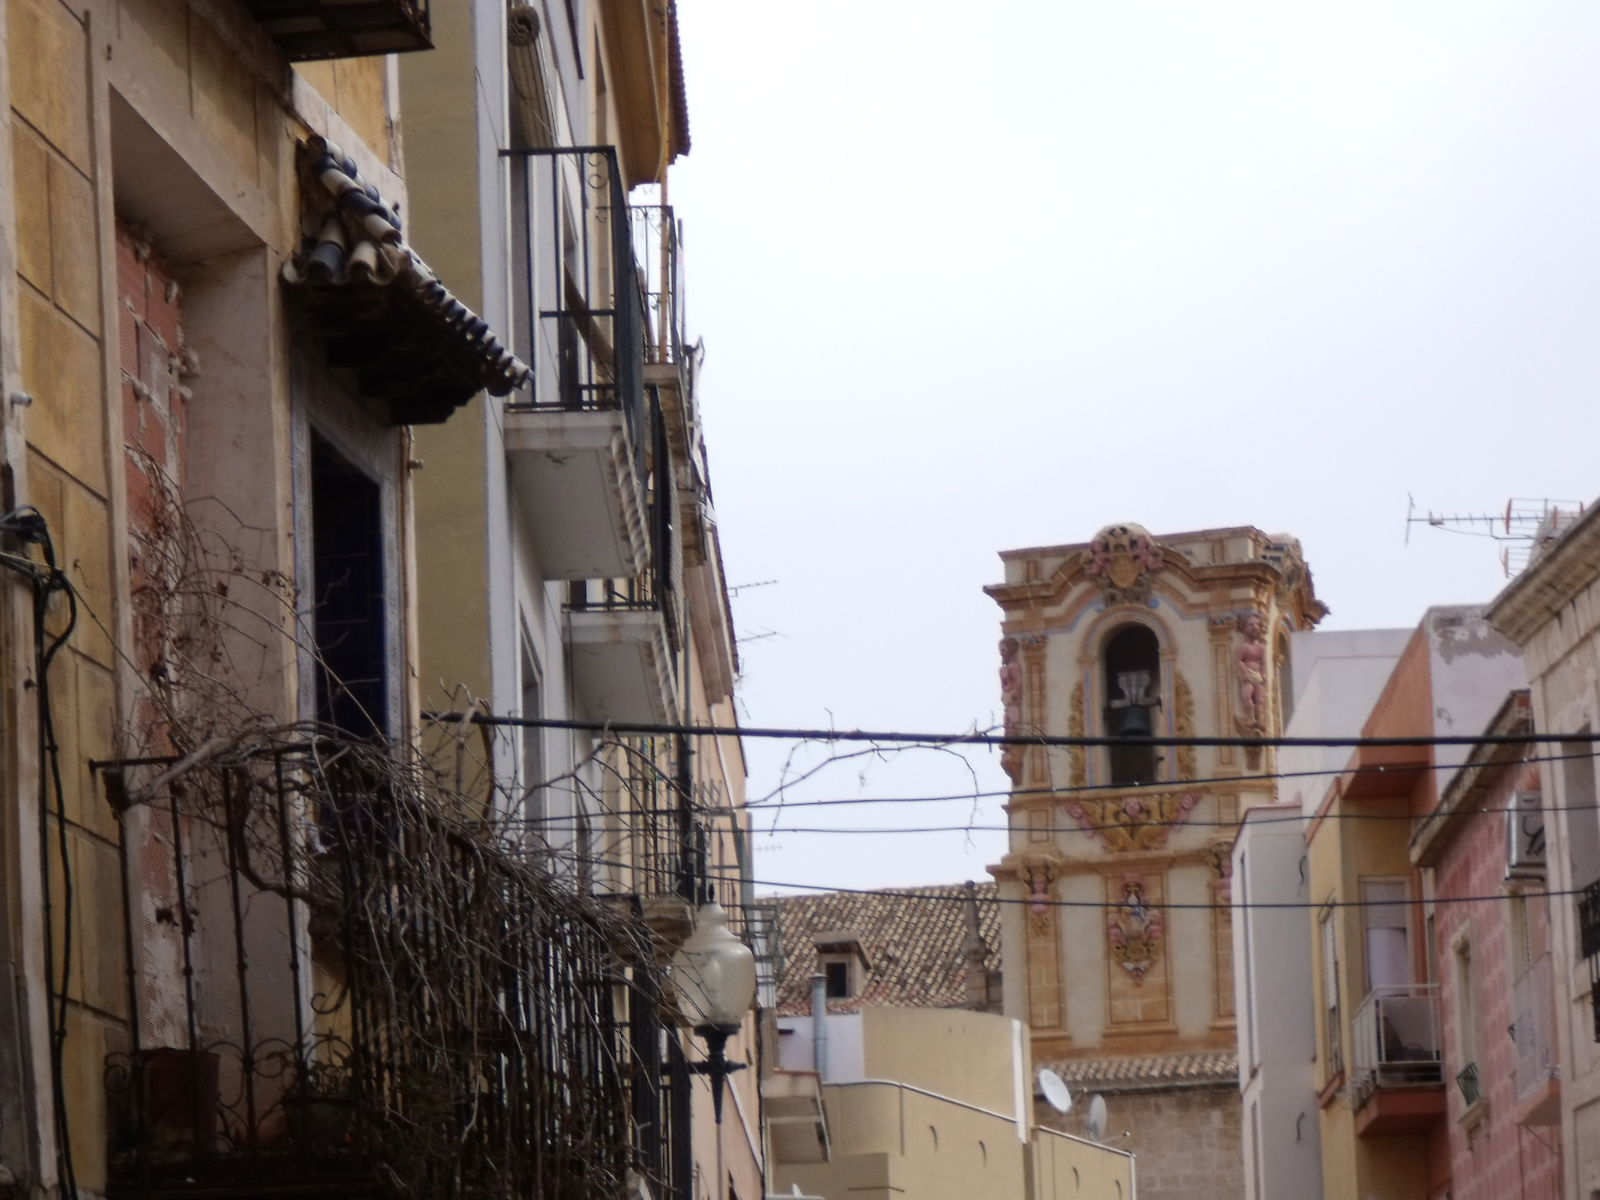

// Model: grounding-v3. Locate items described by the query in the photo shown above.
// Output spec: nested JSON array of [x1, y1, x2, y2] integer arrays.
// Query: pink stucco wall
[[1430, 761, 1561, 1200]]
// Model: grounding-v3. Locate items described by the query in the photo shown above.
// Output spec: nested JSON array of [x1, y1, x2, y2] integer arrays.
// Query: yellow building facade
[[399, 2, 762, 1198], [0, 3, 735, 1200], [1, 3, 428, 1194]]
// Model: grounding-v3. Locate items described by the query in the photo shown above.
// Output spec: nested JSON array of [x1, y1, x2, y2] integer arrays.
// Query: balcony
[[99, 737, 661, 1200], [1512, 952, 1560, 1125], [567, 572, 677, 725], [764, 1071, 831, 1167], [504, 147, 651, 580], [1351, 984, 1445, 1136], [242, 0, 432, 60]]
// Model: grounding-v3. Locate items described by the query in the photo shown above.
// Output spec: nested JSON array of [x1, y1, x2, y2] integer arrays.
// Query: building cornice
[[1410, 690, 1531, 866], [1488, 503, 1600, 645]]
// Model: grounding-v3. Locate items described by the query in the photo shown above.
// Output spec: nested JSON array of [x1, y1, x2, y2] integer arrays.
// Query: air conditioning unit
[[1506, 791, 1546, 880]]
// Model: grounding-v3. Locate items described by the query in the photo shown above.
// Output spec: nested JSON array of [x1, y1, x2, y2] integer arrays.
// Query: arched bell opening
[[1103, 624, 1160, 786]]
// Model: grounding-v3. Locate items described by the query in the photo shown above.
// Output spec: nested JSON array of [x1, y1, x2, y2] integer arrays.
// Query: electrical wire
[[425, 708, 1600, 751], [1, 507, 81, 1198], [539, 847, 1581, 914], [493, 745, 1579, 831]]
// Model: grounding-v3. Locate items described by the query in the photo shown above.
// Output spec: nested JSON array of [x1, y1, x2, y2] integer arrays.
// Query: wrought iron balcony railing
[[630, 205, 688, 367], [1352, 984, 1443, 1095], [504, 147, 644, 431], [563, 389, 681, 641], [99, 737, 679, 1200]]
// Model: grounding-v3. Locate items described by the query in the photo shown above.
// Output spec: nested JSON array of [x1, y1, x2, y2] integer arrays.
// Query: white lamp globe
[[670, 902, 757, 1032]]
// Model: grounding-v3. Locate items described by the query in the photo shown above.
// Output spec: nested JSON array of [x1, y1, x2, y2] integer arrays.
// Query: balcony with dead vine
[[97, 732, 684, 1200]]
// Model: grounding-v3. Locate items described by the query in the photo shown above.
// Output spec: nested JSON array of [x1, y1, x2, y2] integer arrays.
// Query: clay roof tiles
[[283, 136, 530, 423], [1039, 1051, 1239, 1095], [767, 882, 1000, 1016]]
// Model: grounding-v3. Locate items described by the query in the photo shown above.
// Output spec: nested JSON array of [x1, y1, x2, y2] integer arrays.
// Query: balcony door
[[1363, 878, 1412, 991]]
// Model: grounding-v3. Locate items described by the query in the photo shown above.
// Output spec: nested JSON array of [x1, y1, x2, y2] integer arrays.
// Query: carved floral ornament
[[1107, 874, 1162, 981], [1067, 790, 1200, 854], [1081, 523, 1164, 605]]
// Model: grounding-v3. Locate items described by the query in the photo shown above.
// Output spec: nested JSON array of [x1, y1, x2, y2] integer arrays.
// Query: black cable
[[495, 745, 1585, 831], [4, 507, 81, 1199], [425, 708, 1600, 751], [546, 846, 1579, 914], [743, 745, 1588, 810]]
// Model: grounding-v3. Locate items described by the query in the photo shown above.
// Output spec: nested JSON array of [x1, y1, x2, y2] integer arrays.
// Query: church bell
[[1111, 704, 1153, 738]]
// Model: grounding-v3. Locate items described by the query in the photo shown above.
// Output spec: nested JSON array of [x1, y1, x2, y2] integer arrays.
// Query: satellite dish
[[1085, 1093, 1108, 1142], [1037, 1067, 1073, 1114]]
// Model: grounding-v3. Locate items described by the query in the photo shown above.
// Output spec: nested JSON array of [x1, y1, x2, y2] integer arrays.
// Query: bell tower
[[986, 523, 1324, 1195]]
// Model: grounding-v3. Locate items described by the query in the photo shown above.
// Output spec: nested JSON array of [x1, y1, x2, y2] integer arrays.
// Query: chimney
[[962, 880, 991, 1011]]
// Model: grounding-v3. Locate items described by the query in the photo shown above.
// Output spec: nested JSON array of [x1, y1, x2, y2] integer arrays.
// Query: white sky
[[667, 1, 1600, 894]]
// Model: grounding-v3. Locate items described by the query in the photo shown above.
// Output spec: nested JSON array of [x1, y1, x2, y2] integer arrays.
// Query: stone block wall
[[1038, 1084, 1242, 1200]]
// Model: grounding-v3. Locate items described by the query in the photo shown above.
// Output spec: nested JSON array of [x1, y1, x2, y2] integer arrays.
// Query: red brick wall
[[1433, 763, 1562, 1200], [118, 222, 187, 752]]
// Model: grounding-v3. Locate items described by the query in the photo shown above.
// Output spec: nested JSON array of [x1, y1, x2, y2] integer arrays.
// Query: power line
[[500, 746, 1582, 828], [543, 851, 1581, 915], [742, 745, 1584, 810], [426, 710, 1600, 751]]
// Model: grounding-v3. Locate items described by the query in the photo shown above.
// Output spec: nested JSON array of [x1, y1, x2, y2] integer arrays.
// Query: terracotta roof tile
[[766, 882, 999, 1015], [1040, 1051, 1239, 1095], [282, 136, 529, 423]]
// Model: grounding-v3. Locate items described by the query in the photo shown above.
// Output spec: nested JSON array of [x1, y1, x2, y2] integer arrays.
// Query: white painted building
[[1232, 628, 1410, 1200]]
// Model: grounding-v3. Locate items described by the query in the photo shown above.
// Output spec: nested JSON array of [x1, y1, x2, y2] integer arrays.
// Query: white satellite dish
[[1037, 1067, 1073, 1114], [1085, 1093, 1108, 1142]]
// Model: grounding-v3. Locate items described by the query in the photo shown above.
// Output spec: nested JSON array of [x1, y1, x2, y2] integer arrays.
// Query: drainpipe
[[810, 974, 828, 1080]]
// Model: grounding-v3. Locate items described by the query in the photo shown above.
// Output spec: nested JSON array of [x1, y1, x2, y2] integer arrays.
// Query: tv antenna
[[1404, 495, 1584, 576], [1037, 1067, 1073, 1115], [1085, 1093, 1108, 1142]]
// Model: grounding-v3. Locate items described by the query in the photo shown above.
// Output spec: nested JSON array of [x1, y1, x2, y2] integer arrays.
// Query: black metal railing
[[1455, 1061, 1481, 1107], [504, 148, 645, 438], [101, 738, 673, 1200], [629, 205, 687, 366], [564, 388, 680, 644]]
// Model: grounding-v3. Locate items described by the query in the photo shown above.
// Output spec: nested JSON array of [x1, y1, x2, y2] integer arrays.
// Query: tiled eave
[[1039, 1051, 1239, 1096], [282, 137, 528, 425]]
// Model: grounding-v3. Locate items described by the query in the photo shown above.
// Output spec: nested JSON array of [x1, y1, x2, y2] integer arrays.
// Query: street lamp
[[670, 901, 757, 1124]]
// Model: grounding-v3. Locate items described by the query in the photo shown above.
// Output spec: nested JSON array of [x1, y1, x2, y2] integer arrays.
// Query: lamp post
[[670, 901, 757, 1125]]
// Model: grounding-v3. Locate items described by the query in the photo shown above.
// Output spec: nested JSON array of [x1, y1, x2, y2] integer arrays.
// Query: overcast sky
[[667, 1, 1600, 895]]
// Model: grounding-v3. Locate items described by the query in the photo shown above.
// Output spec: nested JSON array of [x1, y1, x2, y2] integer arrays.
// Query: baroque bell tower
[[986, 523, 1324, 1197]]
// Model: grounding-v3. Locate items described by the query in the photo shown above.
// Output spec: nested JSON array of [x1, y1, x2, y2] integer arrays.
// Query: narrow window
[[1362, 879, 1411, 992], [823, 959, 850, 999], [1453, 932, 1478, 1077], [310, 433, 387, 738], [1563, 739, 1600, 890], [1103, 625, 1159, 786], [1320, 907, 1342, 1078], [520, 640, 545, 834]]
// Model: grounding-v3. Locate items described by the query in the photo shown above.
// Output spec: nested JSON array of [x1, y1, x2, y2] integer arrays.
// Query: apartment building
[[0, 3, 755, 1199], [1489, 499, 1600, 1200], [400, 3, 761, 1198]]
